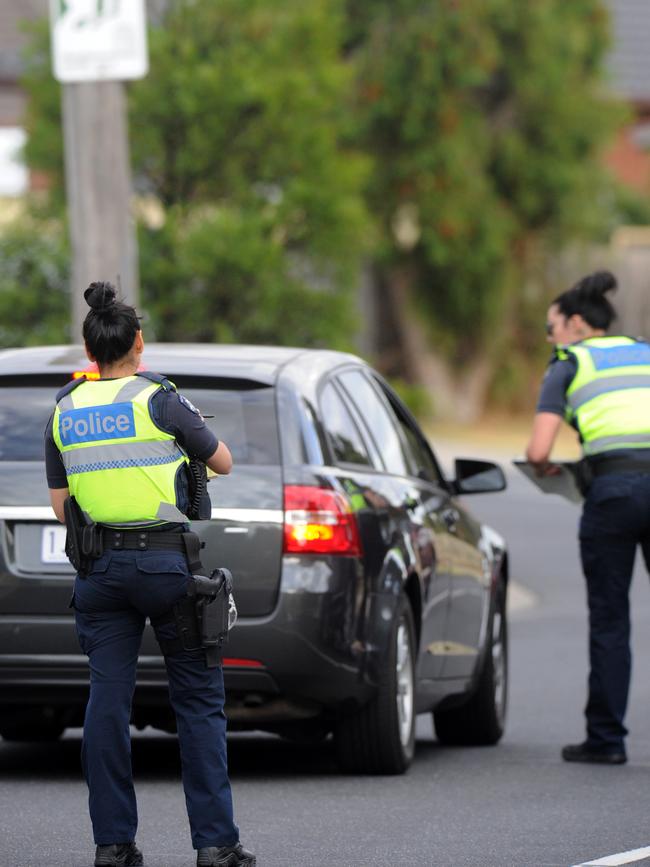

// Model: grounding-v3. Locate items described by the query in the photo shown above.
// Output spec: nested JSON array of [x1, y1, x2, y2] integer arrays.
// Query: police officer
[[45, 282, 255, 867], [526, 270, 650, 765]]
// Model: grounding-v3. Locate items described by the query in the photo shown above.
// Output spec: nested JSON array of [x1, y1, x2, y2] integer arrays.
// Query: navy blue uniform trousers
[[579, 472, 650, 751], [73, 548, 239, 849]]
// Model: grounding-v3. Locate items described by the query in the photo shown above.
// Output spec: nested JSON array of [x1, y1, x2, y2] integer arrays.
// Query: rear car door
[[336, 369, 455, 680], [363, 378, 488, 680]]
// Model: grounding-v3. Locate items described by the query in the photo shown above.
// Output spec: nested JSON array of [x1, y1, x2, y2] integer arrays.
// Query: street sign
[[49, 0, 148, 83]]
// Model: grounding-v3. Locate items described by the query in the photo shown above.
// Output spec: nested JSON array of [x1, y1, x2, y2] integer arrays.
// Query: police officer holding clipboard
[[44, 283, 255, 867], [526, 271, 650, 766]]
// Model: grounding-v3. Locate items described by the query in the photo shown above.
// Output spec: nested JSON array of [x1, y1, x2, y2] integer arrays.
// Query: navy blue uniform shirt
[[536, 353, 577, 417]]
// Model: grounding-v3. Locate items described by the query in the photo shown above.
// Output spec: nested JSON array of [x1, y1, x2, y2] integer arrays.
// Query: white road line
[[572, 844, 650, 866]]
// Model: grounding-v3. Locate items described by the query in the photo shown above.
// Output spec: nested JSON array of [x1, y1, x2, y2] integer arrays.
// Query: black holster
[[155, 532, 233, 668], [170, 568, 233, 668], [63, 496, 103, 577], [574, 458, 594, 497]]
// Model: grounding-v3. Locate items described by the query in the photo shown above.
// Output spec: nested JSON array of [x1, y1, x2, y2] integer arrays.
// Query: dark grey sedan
[[0, 344, 508, 774]]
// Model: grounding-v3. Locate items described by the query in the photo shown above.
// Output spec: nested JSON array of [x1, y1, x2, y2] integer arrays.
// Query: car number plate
[[41, 524, 69, 565]]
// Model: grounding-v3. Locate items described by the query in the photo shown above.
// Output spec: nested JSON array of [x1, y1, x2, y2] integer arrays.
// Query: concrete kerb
[[427, 416, 581, 476]]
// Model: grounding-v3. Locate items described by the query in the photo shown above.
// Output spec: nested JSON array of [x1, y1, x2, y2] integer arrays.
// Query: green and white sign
[[49, 0, 148, 83]]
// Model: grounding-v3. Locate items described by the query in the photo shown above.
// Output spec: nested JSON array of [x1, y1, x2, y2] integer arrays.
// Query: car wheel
[[0, 721, 65, 742], [433, 577, 508, 746], [335, 597, 416, 774]]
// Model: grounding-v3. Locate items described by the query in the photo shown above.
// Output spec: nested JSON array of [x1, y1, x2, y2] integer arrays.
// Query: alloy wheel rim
[[396, 619, 414, 748], [491, 607, 506, 726]]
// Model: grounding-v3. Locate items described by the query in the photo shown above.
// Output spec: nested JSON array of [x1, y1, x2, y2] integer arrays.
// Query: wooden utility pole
[[50, 0, 147, 342], [62, 80, 139, 341]]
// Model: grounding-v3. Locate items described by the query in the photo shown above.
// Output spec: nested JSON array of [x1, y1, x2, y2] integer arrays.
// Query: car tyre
[[433, 578, 508, 746], [335, 597, 416, 775]]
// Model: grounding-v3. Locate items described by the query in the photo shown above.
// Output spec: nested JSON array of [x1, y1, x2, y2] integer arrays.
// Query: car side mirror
[[451, 459, 506, 495]]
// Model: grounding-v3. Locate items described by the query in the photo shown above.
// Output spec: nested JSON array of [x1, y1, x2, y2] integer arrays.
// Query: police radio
[[186, 458, 211, 521]]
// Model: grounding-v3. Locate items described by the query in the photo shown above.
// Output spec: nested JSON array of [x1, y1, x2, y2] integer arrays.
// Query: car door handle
[[442, 508, 460, 532]]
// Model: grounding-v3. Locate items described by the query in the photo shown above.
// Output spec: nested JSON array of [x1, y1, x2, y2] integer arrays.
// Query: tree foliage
[[0, 220, 69, 347], [346, 0, 623, 364], [20, 0, 369, 347], [13, 0, 628, 410]]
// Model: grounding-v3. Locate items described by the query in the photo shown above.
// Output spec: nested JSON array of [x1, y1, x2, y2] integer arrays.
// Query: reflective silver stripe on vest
[[584, 433, 650, 454], [103, 508, 188, 527], [113, 378, 156, 403], [58, 392, 76, 412], [62, 440, 183, 474], [568, 374, 650, 411], [156, 502, 189, 522]]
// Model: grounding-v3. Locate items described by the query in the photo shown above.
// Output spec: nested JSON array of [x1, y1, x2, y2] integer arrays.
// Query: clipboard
[[513, 460, 583, 504]]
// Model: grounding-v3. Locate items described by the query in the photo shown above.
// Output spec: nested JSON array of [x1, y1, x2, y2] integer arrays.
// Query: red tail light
[[222, 658, 264, 668], [283, 485, 362, 556]]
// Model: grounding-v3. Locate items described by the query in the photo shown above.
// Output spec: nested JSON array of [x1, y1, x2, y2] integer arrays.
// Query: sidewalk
[[426, 414, 581, 473]]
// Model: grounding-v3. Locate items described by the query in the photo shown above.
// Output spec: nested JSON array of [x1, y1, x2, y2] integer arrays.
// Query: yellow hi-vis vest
[[559, 336, 650, 457], [52, 374, 189, 526]]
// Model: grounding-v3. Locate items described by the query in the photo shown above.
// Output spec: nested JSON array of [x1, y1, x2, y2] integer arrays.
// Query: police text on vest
[[60, 403, 136, 445]]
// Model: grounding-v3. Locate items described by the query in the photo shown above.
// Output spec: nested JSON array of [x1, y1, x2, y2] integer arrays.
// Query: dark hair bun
[[84, 281, 117, 312], [579, 270, 617, 299], [554, 269, 618, 330]]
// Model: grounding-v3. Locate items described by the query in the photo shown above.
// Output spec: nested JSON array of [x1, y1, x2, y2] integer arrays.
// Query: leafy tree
[[138, 206, 357, 348], [20, 0, 369, 348], [16, 1, 629, 417], [0, 220, 69, 347], [345, 0, 625, 416]]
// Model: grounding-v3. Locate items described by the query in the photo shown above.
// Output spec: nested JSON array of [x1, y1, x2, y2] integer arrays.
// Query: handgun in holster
[[63, 496, 103, 578], [157, 532, 234, 669], [573, 458, 594, 497]]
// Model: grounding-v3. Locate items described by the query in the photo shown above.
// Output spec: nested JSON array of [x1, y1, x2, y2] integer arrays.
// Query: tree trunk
[[375, 270, 493, 423]]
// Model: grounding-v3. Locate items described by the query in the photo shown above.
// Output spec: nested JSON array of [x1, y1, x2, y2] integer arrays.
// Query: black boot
[[561, 741, 627, 765], [94, 842, 144, 866], [197, 842, 256, 866]]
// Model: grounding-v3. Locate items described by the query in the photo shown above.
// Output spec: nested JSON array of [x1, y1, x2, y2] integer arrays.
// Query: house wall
[[604, 120, 650, 193]]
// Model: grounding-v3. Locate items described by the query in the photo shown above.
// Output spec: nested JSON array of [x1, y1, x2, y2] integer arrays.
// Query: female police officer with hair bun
[[526, 270, 650, 766], [44, 282, 255, 867]]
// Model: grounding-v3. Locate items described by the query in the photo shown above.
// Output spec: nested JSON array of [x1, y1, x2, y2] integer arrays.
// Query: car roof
[[0, 343, 367, 386]]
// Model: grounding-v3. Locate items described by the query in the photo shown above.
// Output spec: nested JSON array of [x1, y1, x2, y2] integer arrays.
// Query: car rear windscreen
[[0, 385, 279, 465], [183, 388, 279, 465], [0, 388, 55, 461]]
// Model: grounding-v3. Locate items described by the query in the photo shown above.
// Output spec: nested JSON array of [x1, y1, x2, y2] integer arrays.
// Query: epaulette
[[55, 377, 86, 402], [553, 345, 572, 362], [136, 370, 176, 392]]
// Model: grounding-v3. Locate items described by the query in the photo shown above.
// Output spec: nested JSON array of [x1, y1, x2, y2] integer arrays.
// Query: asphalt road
[[3, 457, 650, 867]]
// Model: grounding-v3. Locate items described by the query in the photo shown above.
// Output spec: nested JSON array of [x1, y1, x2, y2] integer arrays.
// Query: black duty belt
[[591, 458, 650, 478], [102, 529, 187, 552]]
